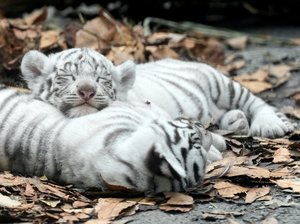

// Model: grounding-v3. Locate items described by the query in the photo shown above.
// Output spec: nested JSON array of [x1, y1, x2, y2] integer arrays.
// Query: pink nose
[[78, 89, 96, 101]]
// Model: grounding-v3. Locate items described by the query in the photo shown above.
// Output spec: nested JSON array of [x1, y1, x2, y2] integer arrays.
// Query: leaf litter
[[0, 6, 299, 223]]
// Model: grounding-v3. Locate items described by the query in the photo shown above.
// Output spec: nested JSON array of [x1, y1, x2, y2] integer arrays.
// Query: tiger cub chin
[[21, 48, 294, 138], [0, 87, 226, 194]]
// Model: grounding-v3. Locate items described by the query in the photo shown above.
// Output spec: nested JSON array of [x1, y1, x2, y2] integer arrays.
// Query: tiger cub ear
[[21, 50, 49, 89], [114, 60, 136, 91]]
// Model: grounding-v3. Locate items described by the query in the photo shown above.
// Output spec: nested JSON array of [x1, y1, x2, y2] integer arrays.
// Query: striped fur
[[21, 48, 294, 138], [0, 87, 220, 194]]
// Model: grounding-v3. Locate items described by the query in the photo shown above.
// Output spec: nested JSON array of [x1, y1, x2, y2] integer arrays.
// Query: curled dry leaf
[[245, 187, 270, 203], [270, 167, 292, 178], [214, 181, 249, 198], [95, 198, 138, 222], [146, 45, 179, 60], [227, 165, 270, 179], [75, 12, 134, 51], [159, 192, 194, 212], [39, 30, 61, 49], [234, 70, 272, 93], [164, 192, 194, 205], [272, 148, 292, 163], [271, 179, 300, 193]]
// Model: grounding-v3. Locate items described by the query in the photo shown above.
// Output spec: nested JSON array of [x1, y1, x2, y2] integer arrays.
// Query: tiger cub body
[[21, 48, 294, 138], [0, 87, 220, 193]]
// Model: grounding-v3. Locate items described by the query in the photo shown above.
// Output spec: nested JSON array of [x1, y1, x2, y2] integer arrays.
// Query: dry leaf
[[227, 166, 270, 179], [146, 46, 179, 60], [159, 204, 193, 212], [76, 11, 134, 50], [164, 192, 194, 205], [234, 70, 272, 93], [23, 8, 47, 25], [72, 201, 89, 208], [0, 193, 21, 208], [245, 187, 270, 203], [24, 183, 35, 197], [214, 181, 249, 198], [95, 198, 137, 221], [271, 179, 300, 193], [159, 192, 194, 213], [270, 167, 291, 178], [273, 148, 292, 163], [39, 30, 60, 49], [226, 36, 248, 50]]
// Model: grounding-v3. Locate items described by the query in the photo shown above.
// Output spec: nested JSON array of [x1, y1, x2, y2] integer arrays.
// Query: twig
[[143, 17, 296, 45]]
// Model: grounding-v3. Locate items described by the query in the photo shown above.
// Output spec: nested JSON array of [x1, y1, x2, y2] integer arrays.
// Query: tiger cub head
[[21, 48, 135, 117]]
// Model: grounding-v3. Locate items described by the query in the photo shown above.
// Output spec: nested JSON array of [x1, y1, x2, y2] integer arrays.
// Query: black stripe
[[193, 162, 200, 183], [116, 157, 138, 188], [228, 81, 235, 108], [155, 70, 207, 113], [235, 86, 245, 109]]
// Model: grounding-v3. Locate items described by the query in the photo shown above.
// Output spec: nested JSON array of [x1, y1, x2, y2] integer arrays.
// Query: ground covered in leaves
[[0, 6, 300, 224]]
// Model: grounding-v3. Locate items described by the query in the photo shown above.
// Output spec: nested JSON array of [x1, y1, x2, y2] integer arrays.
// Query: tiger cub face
[[21, 48, 135, 117]]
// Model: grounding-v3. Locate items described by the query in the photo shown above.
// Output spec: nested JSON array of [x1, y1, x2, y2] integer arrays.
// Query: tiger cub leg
[[219, 109, 250, 135], [207, 132, 227, 162]]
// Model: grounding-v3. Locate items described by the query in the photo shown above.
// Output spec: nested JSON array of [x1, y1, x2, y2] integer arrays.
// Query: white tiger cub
[[0, 87, 221, 194], [21, 48, 294, 138]]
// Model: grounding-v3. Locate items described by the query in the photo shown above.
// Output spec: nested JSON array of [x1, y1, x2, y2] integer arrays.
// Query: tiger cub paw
[[250, 110, 294, 138], [219, 110, 250, 135]]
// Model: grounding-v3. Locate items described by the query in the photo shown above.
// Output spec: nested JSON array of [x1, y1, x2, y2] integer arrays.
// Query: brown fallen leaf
[[75, 10, 134, 50], [95, 198, 138, 222], [226, 36, 248, 50], [24, 183, 35, 197], [271, 179, 300, 193], [159, 192, 194, 212], [23, 7, 47, 26], [164, 192, 194, 205], [270, 167, 291, 178], [72, 200, 90, 208], [234, 70, 272, 93], [159, 203, 193, 212], [214, 181, 249, 198], [245, 187, 270, 203], [39, 30, 61, 49], [273, 148, 292, 163], [0, 173, 27, 186], [227, 166, 270, 179], [146, 45, 179, 60]]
